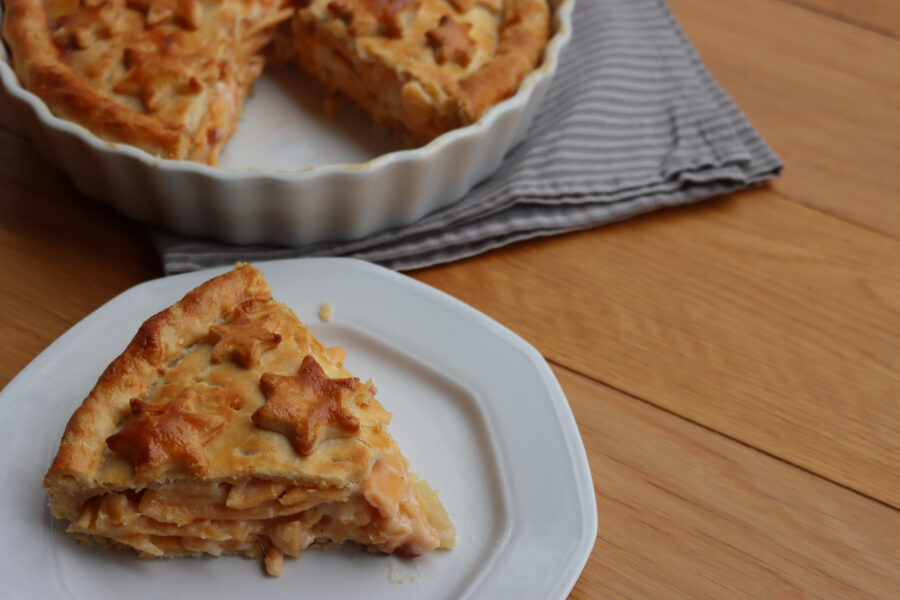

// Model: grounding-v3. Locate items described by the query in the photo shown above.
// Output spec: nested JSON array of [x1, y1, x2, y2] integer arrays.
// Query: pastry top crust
[[455, 0, 550, 120], [295, 0, 550, 136], [43, 264, 393, 518], [2, 0, 291, 163]]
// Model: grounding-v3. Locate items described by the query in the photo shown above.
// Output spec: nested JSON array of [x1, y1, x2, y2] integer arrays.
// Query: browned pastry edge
[[456, 0, 550, 122], [2, 0, 193, 159], [42, 264, 271, 495]]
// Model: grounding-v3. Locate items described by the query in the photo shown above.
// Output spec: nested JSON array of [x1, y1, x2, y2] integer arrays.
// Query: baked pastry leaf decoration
[[106, 389, 227, 482], [253, 355, 361, 455], [210, 305, 283, 368], [425, 15, 475, 66]]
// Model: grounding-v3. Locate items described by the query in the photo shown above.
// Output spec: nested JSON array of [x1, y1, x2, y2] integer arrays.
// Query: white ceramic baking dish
[[0, 0, 573, 245]]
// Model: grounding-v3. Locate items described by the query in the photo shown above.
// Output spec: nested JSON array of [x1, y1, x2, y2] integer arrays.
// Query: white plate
[[0, 1, 575, 246], [0, 258, 596, 599]]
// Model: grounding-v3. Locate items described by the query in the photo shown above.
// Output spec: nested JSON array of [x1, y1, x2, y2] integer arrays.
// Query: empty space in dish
[[220, 68, 404, 171]]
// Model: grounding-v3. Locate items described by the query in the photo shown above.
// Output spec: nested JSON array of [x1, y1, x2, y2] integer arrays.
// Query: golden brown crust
[[457, 0, 550, 121], [41, 263, 454, 574], [2, 0, 190, 158], [44, 264, 271, 495], [43, 263, 398, 521], [105, 391, 229, 482], [253, 355, 363, 456]]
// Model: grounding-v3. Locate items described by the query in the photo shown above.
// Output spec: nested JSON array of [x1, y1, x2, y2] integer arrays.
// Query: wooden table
[[1, 0, 898, 597]]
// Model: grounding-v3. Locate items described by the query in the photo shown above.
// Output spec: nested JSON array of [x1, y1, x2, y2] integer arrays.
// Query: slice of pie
[[287, 0, 550, 144], [2, 0, 293, 164], [42, 263, 454, 576]]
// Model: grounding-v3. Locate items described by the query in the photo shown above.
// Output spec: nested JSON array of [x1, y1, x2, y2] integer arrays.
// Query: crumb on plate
[[318, 301, 332, 322]]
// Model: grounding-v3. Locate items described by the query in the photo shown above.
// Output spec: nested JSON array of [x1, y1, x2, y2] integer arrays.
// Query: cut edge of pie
[[42, 263, 454, 576]]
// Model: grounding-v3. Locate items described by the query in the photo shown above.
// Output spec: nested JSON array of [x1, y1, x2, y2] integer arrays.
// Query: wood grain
[[781, 0, 900, 37], [0, 128, 161, 386], [0, 93, 17, 134], [412, 189, 900, 507], [669, 0, 900, 239], [559, 365, 900, 599]]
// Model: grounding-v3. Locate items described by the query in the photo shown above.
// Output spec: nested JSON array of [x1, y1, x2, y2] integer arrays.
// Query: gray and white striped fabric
[[156, 0, 782, 274]]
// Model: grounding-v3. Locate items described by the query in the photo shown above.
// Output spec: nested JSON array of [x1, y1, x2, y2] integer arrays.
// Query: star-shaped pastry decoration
[[209, 308, 283, 369], [340, 0, 418, 37], [50, 2, 119, 51], [252, 355, 361, 456], [447, 0, 474, 13], [326, 0, 354, 24], [127, 0, 202, 30], [113, 46, 216, 112], [426, 15, 475, 66], [106, 389, 227, 482]]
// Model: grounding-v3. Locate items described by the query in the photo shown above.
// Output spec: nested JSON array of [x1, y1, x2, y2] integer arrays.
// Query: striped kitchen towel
[[156, 0, 782, 274]]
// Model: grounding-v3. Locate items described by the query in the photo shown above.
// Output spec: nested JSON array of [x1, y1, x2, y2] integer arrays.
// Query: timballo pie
[[2, 0, 550, 164], [41, 264, 454, 576]]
